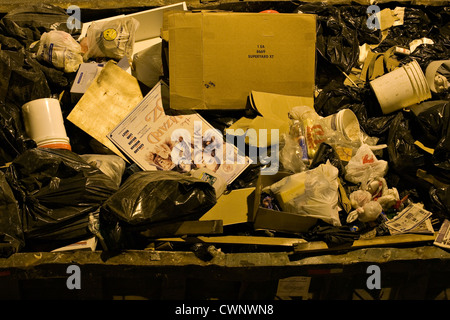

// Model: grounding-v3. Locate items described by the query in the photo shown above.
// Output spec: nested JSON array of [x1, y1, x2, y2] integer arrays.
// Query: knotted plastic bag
[[345, 144, 388, 187], [83, 17, 139, 61], [36, 30, 83, 73]]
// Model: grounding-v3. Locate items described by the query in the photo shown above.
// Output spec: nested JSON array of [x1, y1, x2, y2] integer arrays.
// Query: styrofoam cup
[[370, 60, 431, 114], [323, 109, 361, 142], [22, 98, 71, 151]]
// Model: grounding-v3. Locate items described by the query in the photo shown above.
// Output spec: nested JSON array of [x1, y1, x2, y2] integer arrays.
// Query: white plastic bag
[[83, 17, 139, 61], [36, 30, 83, 73], [263, 161, 341, 226], [344, 144, 388, 186]]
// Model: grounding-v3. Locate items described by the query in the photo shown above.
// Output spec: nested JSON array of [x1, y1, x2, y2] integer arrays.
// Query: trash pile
[[0, 3, 449, 258]]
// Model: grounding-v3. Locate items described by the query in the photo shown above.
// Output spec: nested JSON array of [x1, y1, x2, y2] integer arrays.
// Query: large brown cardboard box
[[163, 11, 316, 111]]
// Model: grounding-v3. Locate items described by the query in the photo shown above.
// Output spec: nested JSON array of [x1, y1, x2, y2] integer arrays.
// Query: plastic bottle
[[289, 120, 309, 163], [289, 106, 325, 159]]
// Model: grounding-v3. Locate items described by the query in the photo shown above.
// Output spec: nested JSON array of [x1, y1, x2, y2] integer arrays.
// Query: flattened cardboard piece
[[228, 91, 314, 147], [67, 61, 143, 159], [141, 220, 223, 238], [155, 235, 306, 246], [165, 12, 316, 111], [200, 187, 256, 225]]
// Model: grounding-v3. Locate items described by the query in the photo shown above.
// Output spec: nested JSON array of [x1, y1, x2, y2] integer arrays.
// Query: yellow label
[[102, 28, 117, 41]]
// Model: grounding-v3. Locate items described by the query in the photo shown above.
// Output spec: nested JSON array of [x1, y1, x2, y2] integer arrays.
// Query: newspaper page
[[434, 219, 450, 250], [388, 218, 434, 235], [385, 203, 433, 234], [108, 81, 251, 185]]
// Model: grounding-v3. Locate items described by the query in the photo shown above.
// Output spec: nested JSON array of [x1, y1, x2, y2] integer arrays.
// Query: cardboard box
[[163, 11, 317, 110], [70, 62, 104, 103], [253, 172, 318, 234]]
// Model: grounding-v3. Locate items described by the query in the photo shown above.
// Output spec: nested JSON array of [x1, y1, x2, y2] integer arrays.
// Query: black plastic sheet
[[5, 148, 118, 244]]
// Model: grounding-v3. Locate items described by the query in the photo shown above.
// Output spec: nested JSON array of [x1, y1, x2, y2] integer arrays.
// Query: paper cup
[[22, 98, 71, 151]]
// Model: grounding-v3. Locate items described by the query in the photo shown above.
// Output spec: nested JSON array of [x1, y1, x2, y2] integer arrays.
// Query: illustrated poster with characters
[[108, 81, 251, 185]]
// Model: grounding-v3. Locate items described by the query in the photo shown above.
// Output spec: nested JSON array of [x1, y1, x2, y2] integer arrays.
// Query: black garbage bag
[[0, 4, 79, 47], [377, 7, 450, 66], [0, 170, 24, 257], [297, 4, 376, 75], [0, 100, 36, 166], [305, 224, 360, 247], [102, 171, 216, 226], [411, 100, 450, 182], [387, 112, 426, 176], [314, 80, 368, 117], [99, 170, 217, 252], [429, 186, 450, 220], [0, 49, 52, 107], [5, 148, 119, 245]]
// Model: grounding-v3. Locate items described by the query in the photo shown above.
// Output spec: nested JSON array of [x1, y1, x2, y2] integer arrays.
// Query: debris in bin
[[22, 97, 72, 151], [107, 81, 251, 191], [0, 3, 448, 257], [385, 203, 433, 234], [425, 60, 450, 94]]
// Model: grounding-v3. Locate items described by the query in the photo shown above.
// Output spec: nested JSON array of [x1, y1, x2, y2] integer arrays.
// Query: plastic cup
[[323, 109, 361, 142], [22, 98, 71, 151]]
